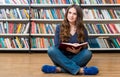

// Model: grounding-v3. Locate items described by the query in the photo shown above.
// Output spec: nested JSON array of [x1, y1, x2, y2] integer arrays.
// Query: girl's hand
[[66, 47, 82, 54]]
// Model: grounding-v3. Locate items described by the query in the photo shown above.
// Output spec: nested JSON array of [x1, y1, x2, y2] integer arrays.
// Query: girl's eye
[[68, 11, 71, 14], [73, 13, 77, 15], [68, 11, 77, 15]]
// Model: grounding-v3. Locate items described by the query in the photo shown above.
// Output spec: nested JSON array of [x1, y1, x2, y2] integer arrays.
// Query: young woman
[[41, 4, 99, 75]]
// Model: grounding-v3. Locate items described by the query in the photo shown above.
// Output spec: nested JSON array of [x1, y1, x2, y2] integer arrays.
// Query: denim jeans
[[47, 46, 92, 75]]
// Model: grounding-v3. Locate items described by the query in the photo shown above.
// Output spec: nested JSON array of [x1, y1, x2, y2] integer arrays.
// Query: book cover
[[59, 42, 88, 51]]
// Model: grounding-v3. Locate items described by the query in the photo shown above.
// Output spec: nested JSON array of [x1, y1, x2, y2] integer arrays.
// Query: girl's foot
[[41, 65, 61, 73], [83, 66, 99, 75]]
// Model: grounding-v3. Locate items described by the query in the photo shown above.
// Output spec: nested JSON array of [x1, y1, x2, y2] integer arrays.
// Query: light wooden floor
[[0, 53, 120, 77]]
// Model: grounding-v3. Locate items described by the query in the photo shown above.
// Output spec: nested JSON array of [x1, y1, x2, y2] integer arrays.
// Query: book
[[59, 42, 88, 51]]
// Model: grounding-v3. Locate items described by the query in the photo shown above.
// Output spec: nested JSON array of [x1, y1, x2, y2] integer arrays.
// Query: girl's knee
[[47, 46, 57, 55], [83, 49, 92, 58]]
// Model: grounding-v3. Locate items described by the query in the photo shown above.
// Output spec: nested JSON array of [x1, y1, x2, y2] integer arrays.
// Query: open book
[[59, 42, 88, 51]]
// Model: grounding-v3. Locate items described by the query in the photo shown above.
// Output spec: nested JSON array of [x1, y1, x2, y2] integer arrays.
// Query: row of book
[[31, 8, 120, 19], [31, 37, 54, 48], [31, 8, 65, 19], [30, 0, 80, 4], [88, 37, 120, 48], [1, 0, 120, 4], [0, 8, 29, 19], [0, 22, 29, 34], [0, 0, 80, 4], [0, 37, 29, 48], [84, 24, 120, 34], [31, 23, 120, 34], [0, 37, 119, 48], [0, 0, 29, 4], [31, 22, 57, 34], [1, 8, 120, 19], [81, 0, 120, 4], [83, 9, 120, 19], [0, 22, 120, 34]]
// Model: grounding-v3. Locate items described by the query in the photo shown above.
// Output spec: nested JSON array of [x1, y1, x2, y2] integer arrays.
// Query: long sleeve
[[54, 25, 88, 47]]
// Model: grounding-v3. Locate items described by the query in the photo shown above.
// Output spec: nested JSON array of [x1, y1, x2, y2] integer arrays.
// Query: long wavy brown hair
[[60, 4, 86, 43]]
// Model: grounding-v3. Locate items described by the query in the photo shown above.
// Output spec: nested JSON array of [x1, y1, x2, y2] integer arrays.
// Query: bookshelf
[[30, 0, 120, 52], [30, 4, 68, 51], [0, 0, 30, 51], [30, 0, 80, 51], [81, 0, 120, 51], [0, 0, 120, 52]]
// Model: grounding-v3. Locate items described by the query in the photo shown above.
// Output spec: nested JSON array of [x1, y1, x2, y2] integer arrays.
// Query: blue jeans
[[47, 46, 92, 75]]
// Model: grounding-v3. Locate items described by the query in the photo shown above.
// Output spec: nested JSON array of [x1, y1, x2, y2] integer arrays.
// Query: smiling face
[[67, 7, 77, 25]]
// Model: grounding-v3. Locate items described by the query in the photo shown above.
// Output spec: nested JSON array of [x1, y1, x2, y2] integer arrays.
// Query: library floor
[[0, 53, 120, 77]]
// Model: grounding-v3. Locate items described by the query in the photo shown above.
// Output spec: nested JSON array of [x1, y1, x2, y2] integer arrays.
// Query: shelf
[[0, 19, 29, 22], [89, 48, 120, 50], [83, 19, 120, 24], [30, 34, 120, 37], [0, 34, 29, 37], [0, 48, 29, 50], [30, 4, 120, 7], [31, 34, 54, 37], [88, 34, 120, 37], [31, 48, 48, 51], [81, 4, 120, 7], [30, 4, 71, 7], [31, 48, 120, 51], [0, 4, 30, 7], [1, 19, 119, 23], [30, 19, 63, 23], [30, 19, 120, 24]]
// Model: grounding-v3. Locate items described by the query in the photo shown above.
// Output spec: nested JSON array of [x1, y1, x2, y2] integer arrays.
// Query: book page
[[59, 42, 88, 51], [61, 42, 88, 47]]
